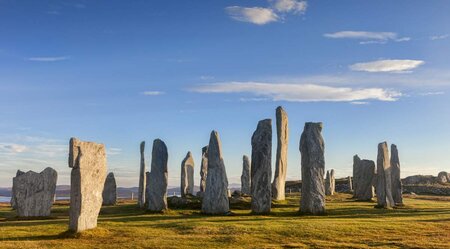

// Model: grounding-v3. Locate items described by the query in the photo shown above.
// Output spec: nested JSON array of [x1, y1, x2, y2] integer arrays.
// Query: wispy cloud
[[419, 91, 445, 96], [350, 59, 424, 73], [324, 31, 410, 44], [430, 34, 449, 40], [225, 6, 279, 25], [27, 56, 69, 62], [200, 75, 215, 80], [225, 0, 307, 25], [270, 0, 307, 14], [0, 143, 27, 153], [190, 82, 401, 102], [142, 91, 165, 96]]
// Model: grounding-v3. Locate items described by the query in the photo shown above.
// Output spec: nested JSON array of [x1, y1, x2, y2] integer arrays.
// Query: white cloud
[[27, 56, 69, 62], [324, 31, 410, 44], [142, 91, 165, 96], [0, 143, 27, 153], [270, 0, 307, 13], [349, 60, 425, 73], [225, 6, 278, 25], [190, 82, 401, 102], [430, 34, 449, 40]]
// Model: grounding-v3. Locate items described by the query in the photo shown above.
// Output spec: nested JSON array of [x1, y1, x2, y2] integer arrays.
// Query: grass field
[[0, 193, 449, 249]]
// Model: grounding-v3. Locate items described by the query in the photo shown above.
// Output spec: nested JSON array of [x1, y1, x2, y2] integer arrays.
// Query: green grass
[[0, 193, 449, 248]]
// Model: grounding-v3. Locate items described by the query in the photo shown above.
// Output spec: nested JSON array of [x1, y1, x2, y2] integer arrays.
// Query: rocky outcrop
[[325, 169, 335, 196], [102, 172, 117, 206], [300, 122, 326, 215], [402, 175, 437, 185], [138, 141, 146, 208], [13, 167, 57, 217], [10, 170, 25, 210], [354, 160, 375, 201], [147, 139, 168, 212], [390, 144, 403, 205], [272, 106, 288, 201], [251, 119, 272, 214], [199, 146, 208, 193], [181, 152, 195, 197], [69, 138, 107, 232], [202, 131, 229, 214], [376, 142, 395, 208], [241, 155, 251, 195]]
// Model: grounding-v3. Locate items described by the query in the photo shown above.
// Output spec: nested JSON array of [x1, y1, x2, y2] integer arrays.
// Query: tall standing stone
[[376, 142, 395, 208], [348, 176, 353, 192], [138, 141, 146, 208], [202, 131, 230, 214], [147, 139, 168, 211], [102, 172, 117, 206], [241, 155, 251, 195], [272, 106, 288, 201], [69, 138, 107, 232], [13, 167, 57, 217], [251, 119, 272, 214], [145, 171, 150, 206], [300, 122, 326, 215], [325, 170, 335, 196], [390, 144, 403, 205], [181, 152, 195, 197], [10, 170, 25, 210], [354, 159, 376, 200], [352, 155, 361, 197], [199, 146, 208, 193]]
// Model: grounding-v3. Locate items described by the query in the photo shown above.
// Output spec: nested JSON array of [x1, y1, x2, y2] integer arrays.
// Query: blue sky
[[1, 0, 450, 187]]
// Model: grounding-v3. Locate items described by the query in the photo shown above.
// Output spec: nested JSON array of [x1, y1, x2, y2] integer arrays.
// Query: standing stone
[[352, 155, 361, 197], [241, 155, 251, 195], [376, 142, 395, 208], [354, 160, 376, 201], [10, 170, 25, 210], [437, 171, 449, 183], [138, 141, 146, 208], [199, 146, 208, 194], [272, 106, 288, 201], [251, 119, 272, 214], [325, 170, 335, 196], [69, 138, 107, 232], [145, 171, 150, 206], [202, 131, 230, 214], [13, 167, 57, 217], [390, 144, 403, 205], [348, 176, 353, 192], [181, 152, 195, 197], [147, 139, 168, 211], [300, 122, 326, 214], [102, 172, 117, 206]]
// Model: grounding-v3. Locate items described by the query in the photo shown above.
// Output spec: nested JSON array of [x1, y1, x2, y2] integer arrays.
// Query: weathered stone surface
[[325, 169, 335, 196], [241, 155, 251, 195], [181, 151, 195, 197], [13, 167, 57, 217], [102, 172, 117, 206], [10, 170, 25, 210], [352, 155, 361, 197], [147, 139, 168, 211], [251, 119, 272, 214], [145, 171, 150, 206], [348, 176, 353, 192], [390, 144, 403, 205], [437, 171, 449, 183], [272, 106, 288, 201], [199, 146, 208, 193], [354, 159, 376, 201], [376, 142, 395, 208], [138, 141, 146, 208], [202, 131, 230, 214], [402, 175, 437, 185], [300, 122, 326, 214], [69, 138, 107, 232]]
